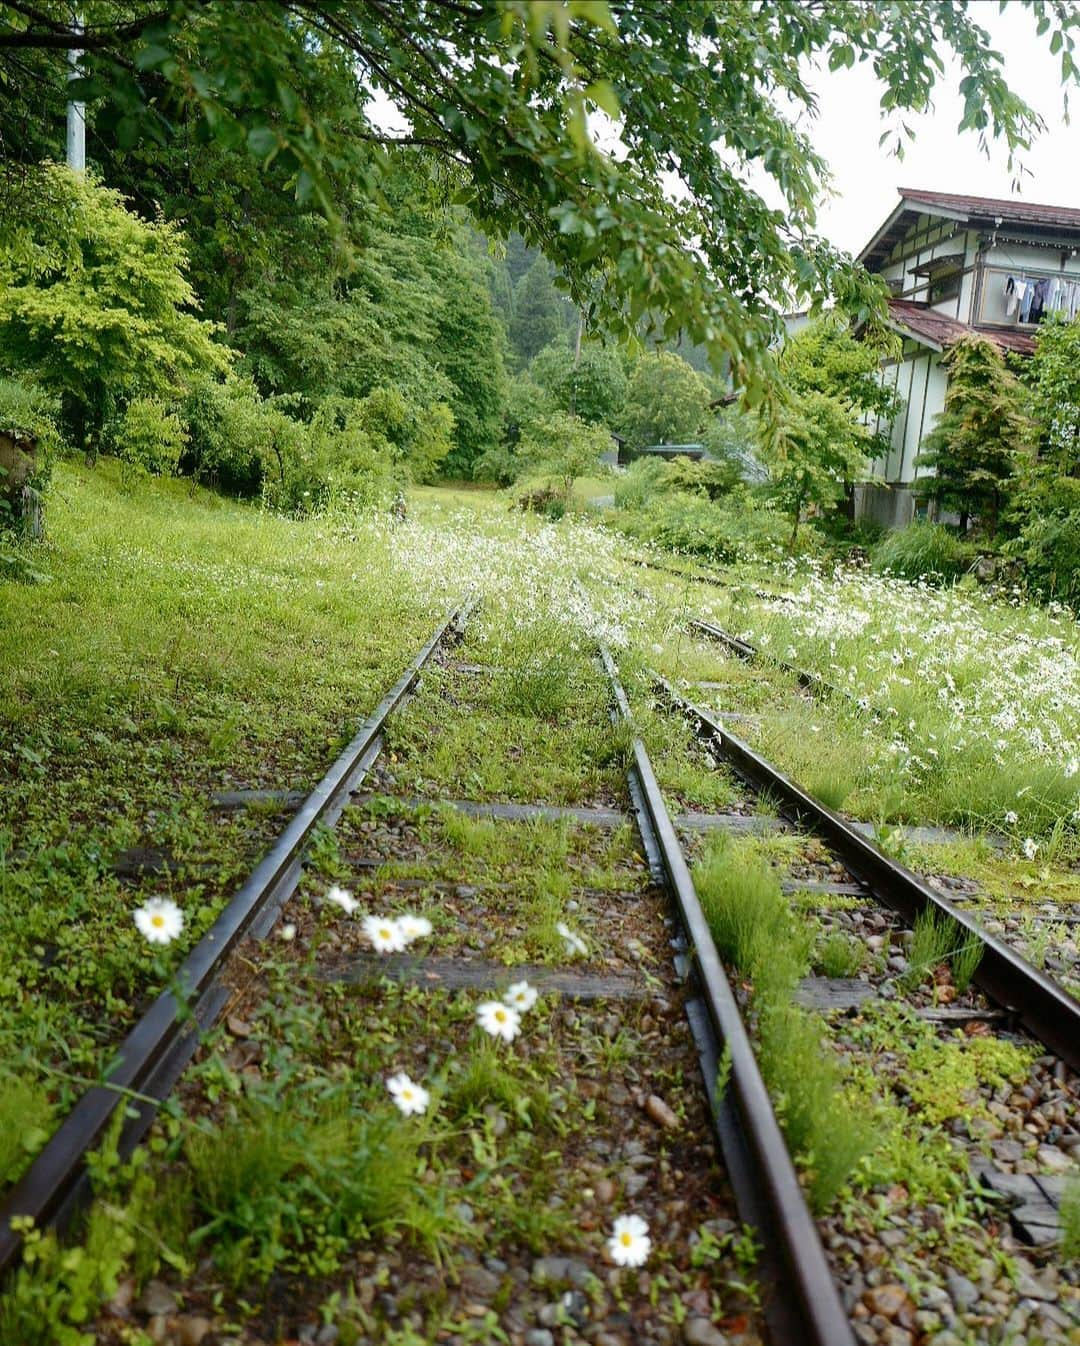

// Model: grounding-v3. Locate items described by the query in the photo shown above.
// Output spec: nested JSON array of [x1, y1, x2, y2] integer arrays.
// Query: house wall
[[866, 342, 947, 489], [878, 220, 979, 322]]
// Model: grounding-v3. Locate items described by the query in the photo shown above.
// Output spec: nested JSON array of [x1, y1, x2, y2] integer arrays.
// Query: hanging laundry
[[1004, 274, 1020, 317], [1031, 277, 1049, 323], [1019, 280, 1035, 323]]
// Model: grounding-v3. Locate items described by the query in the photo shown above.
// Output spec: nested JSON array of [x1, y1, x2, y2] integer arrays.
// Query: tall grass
[[1062, 1176, 1080, 1262], [693, 837, 876, 1210], [186, 1089, 450, 1285], [903, 906, 984, 993]]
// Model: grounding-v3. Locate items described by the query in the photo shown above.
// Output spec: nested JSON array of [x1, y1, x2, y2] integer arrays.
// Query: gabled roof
[[899, 188, 1080, 232], [860, 187, 1080, 271], [887, 299, 1036, 355]]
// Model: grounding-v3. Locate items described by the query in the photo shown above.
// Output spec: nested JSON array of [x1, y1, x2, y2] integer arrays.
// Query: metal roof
[[887, 299, 1036, 355], [860, 187, 1080, 271], [899, 187, 1080, 231]]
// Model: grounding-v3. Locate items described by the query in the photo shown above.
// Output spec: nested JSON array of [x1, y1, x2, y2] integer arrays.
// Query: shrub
[[612, 456, 670, 509], [1004, 476, 1080, 609], [108, 397, 186, 477], [664, 456, 742, 500], [611, 487, 793, 563], [871, 520, 976, 582], [181, 375, 270, 496], [261, 396, 395, 515]]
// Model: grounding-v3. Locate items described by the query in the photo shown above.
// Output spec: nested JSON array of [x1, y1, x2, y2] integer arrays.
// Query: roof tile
[[898, 187, 1080, 232], [887, 299, 1036, 355]]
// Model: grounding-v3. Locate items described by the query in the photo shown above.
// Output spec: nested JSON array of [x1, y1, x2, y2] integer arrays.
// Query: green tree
[[760, 318, 901, 545], [619, 352, 712, 449], [0, 164, 226, 454], [509, 258, 565, 366], [764, 389, 872, 547], [1004, 317, 1080, 604], [4, 1, 1072, 399], [435, 256, 508, 478], [520, 411, 611, 501], [1021, 314, 1080, 471], [781, 318, 899, 425], [917, 335, 1033, 534], [531, 339, 627, 427]]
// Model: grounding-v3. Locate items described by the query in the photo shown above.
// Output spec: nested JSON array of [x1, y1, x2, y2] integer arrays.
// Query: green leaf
[[246, 126, 280, 162], [133, 43, 172, 72], [585, 79, 621, 118]]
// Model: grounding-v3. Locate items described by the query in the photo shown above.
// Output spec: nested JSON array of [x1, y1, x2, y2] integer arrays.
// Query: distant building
[[856, 187, 1080, 527], [782, 309, 811, 338], [617, 441, 706, 465]]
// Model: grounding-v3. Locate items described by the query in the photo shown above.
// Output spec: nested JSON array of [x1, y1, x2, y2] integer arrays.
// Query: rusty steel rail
[[657, 673, 1080, 1073], [691, 616, 851, 703], [600, 648, 857, 1346], [0, 602, 472, 1276]]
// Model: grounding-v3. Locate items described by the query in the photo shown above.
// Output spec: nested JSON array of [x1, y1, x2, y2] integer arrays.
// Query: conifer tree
[[509, 259, 566, 367], [917, 336, 1033, 535]]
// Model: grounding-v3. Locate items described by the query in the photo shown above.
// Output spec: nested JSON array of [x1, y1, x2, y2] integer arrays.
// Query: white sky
[[806, 1, 1080, 254]]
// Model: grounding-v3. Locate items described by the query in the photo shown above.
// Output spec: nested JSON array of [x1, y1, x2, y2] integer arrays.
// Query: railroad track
[[651, 673, 1080, 1295], [655, 671, 1080, 1070], [601, 648, 854, 1346], [0, 602, 472, 1277], [0, 599, 865, 1346], [4, 596, 1077, 1344], [691, 616, 858, 707]]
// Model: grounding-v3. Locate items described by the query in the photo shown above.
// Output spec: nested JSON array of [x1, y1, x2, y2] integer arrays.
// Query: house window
[[929, 272, 961, 305]]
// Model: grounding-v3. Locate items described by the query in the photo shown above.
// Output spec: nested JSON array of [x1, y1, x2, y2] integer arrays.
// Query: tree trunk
[[0, 430, 43, 538]]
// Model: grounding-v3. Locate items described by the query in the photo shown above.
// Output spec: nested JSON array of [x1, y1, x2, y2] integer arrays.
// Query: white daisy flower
[[279, 922, 297, 941], [1004, 810, 1019, 825], [387, 1072, 430, 1116], [398, 914, 433, 944], [1023, 837, 1039, 861], [608, 1213, 651, 1267], [134, 897, 184, 946], [476, 1000, 522, 1042], [556, 921, 588, 958], [505, 980, 538, 1012], [364, 914, 407, 953], [326, 885, 358, 915]]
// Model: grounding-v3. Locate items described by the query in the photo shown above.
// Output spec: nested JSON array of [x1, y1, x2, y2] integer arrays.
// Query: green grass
[[692, 836, 874, 1209], [902, 906, 984, 994], [185, 1086, 451, 1285], [0, 462, 451, 1135], [1062, 1176, 1080, 1261], [385, 670, 620, 806], [815, 930, 864, 977]]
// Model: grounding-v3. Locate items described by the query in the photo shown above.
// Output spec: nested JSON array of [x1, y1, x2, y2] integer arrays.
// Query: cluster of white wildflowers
[[131, 873, 648, 1268], [366, 504, 650, 650], [692, 562, 1080, 823]]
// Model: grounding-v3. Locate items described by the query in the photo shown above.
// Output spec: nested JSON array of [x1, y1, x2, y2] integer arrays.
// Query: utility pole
[[66, 10, 85, 171]]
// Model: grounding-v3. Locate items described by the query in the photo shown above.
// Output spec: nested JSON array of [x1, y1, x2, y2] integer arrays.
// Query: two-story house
[[855, 187, 1080, 527]]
